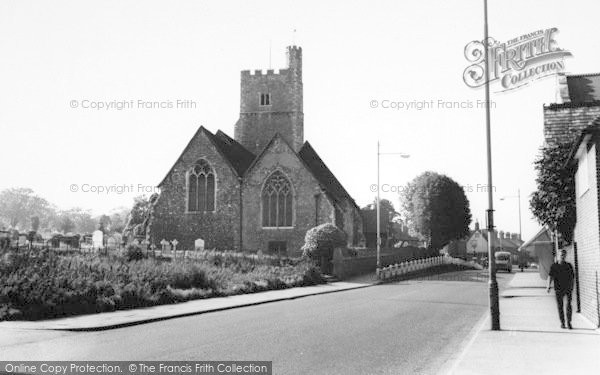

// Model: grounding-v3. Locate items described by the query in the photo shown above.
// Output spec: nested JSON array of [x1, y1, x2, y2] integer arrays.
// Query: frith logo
[[463, 27, 572, 92]]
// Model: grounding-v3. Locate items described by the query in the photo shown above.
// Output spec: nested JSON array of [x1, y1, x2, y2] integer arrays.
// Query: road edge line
[[440, 309, 490, 375]]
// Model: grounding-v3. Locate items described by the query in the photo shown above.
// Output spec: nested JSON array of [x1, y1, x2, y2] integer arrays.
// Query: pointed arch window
[[188, 159, 215, 212], [262, 171, 293, 227]]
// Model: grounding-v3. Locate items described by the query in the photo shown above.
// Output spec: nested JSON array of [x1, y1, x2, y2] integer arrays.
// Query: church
[[148, 46, 364, 256]]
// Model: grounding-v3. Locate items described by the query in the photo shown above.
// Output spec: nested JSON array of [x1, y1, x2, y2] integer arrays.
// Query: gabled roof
[[244, 135, 360, 210], [519, 227, 553, 251], [159, 126, 256, 186], [566, 73, 600, 104], [298, 141, 359, 209], [210, 130, 255, 176]]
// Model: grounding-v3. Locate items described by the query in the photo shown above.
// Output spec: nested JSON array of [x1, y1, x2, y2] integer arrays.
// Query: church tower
[[234, 46, 304, 154]]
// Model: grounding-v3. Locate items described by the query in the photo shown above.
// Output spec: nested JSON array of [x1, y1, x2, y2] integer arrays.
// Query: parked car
[[494, 251, 512, 273]]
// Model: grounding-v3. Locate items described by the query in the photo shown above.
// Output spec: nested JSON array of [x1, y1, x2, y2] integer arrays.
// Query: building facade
[[149, 46, 364, 256], [545, 72, 600, 327]]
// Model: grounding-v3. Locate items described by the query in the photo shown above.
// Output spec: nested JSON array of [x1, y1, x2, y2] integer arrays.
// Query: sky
[[1, 0, 599, 240]]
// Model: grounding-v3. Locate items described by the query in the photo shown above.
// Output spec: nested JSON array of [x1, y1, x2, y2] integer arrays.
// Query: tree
[[30, 216, 40, 232], [97, 215, 111, 234], [123, 195, 158, 237], [58, 215, 75, 234], [301, 223, 347, 258], [109, 207, 129, 234], [400, 171, 471, 251], [530, 141, 576, 243], [0, 188, 53, 229]]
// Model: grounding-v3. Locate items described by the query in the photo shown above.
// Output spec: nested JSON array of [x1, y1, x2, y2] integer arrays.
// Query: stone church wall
[[149, 130, 241, 250], [242, 137, 333, 256]]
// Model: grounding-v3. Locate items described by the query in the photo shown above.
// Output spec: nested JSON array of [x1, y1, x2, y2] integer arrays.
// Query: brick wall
[[572, 140, 600, 327], [149, 130, 241, 250]]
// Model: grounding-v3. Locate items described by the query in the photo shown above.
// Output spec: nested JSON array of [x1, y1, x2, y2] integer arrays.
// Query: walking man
[[546, 249, 575, 329]]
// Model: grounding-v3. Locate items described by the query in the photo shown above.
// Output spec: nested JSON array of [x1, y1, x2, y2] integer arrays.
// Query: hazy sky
[[1, 0, 599, 240]]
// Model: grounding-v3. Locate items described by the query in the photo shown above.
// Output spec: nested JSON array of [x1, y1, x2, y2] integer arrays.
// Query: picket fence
[[375, 255, 483, 280]]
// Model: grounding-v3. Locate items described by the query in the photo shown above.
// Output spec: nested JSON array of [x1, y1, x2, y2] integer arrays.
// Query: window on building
[[188, 159, 216, 212], [260, 93, 271, 106], [262, 171, 293, 227], [577, 146, 590, 197]]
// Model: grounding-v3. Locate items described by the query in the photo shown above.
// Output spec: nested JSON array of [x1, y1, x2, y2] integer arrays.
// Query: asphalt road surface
[[0, 270, 513, 375]]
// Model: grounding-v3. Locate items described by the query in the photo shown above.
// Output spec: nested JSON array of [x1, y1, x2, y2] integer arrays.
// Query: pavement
[[0, 276, 376, 331], [447, 269, 600, 375]]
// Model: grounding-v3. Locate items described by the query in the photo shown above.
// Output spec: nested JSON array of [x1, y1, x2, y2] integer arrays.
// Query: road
[[0, 270, 513, 375]]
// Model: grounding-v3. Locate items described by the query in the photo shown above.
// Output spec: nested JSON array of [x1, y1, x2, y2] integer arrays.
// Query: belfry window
[[188, 159, 216, 212], [262, 171, 293, 227], [260, 93, 271, 106]]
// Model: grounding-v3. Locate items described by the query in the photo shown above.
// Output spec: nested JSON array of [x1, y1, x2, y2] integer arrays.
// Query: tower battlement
[[241, 69, 290, 77], [234, 46, 304, 154]]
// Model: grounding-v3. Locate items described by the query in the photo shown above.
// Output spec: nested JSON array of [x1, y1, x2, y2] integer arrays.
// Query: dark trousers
[[555, 289, 573, 325]]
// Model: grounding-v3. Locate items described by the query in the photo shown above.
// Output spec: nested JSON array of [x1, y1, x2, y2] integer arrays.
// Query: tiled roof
[[567, 73, 600, 104], [520, 227, 553, 250], [209, 130, 255, 176], [298, 141, 358, 208]]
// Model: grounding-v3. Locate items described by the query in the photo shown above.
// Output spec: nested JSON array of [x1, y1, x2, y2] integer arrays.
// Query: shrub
[[301, 223, 347, 258], [0, 248, 323, 321], [124, 245, 146, 262]]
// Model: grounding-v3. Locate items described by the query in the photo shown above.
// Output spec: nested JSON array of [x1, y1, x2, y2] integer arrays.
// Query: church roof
[[208, 130, 255, 176], [298, 141, 359, 209], [159, 126, 255, 186]]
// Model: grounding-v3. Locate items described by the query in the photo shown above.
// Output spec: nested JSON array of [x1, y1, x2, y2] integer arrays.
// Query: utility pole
[[483, 0, 500, 330]]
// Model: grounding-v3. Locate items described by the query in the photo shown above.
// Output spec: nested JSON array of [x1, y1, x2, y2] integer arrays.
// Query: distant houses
[[360, 208, 424, 249], [442, 221, 523, 261], [462, 222, 523, 261], [519, 227, 554, 276]]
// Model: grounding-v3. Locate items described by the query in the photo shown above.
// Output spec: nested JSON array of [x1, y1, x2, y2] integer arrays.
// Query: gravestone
[[107, 236, 118, 250], [160, 239, 170, 255], [194, 238, 205, 251], [171, 239, 179, 257], [92, 230, 103, 249]]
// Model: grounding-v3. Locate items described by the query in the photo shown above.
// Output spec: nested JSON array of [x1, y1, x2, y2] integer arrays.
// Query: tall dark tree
[[400, 171, 471, 251], [530, 141, 576, 243]]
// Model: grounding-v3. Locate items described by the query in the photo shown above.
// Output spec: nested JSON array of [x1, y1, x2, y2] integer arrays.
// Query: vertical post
[[377, 141, 381, 271], [484, 0, 500, 330], [574, 242, 581, 313], [517, 188, 522, 240]]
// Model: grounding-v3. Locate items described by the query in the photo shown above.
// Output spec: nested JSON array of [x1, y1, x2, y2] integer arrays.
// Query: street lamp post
[[500, 189, 522, 240], [376, 141, 409, 275], [483, 0, 500, 331]]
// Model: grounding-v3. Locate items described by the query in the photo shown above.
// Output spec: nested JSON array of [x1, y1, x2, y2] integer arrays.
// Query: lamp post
[[500, 189, 522, 240], [482, 0, 500, 330], [377, 141, 410, 275]]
